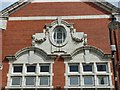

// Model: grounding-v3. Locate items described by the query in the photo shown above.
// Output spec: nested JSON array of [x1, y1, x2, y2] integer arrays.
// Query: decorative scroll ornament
[[71, 33, 83, 42], [71, 32, 87, 45], [32, 33, 46, 46]]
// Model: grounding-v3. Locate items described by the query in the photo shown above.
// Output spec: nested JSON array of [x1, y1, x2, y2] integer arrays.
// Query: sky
[[0, 0, 119, 11]]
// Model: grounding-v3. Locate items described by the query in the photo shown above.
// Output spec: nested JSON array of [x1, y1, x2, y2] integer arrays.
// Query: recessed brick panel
[[53, 57, 65, 88]]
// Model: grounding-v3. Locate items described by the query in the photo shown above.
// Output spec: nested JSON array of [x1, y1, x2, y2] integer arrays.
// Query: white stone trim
[[9, 15, 111, 21]]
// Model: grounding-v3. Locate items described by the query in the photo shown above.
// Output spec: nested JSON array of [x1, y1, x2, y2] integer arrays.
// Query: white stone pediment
[[32, 18, 87, 55]]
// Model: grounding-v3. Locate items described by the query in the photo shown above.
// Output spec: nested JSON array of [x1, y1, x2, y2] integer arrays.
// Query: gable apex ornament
[[57, 17, 62, 25]]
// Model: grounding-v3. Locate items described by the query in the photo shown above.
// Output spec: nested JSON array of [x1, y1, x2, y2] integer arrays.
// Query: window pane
[[27, 66, 36, 72], [40, 66, 49, 72], [57, 30, 62, 39], [23, 88, 35, 90], [26, 77, 35, 86], [13, 65, 22, 73], [69, 65, 79, 72], [84, 76, 94, 85], [40, 77, 49, 86], [12, 77, 21, 85], [68, 89, 80, 90], [69, 76, 79, 86], [54, 26, 66, 44], [83, 89, 95, 90], [97, 64, 107, 71], [98, 76, 109, 85], [97, 89, 110, 90], [10, 89, 21, 90], [83, 64, 92, 72], [37, 88, 49, 90]]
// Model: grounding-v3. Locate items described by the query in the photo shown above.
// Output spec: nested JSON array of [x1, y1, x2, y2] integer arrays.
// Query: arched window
[[53, 26, 66, 44]]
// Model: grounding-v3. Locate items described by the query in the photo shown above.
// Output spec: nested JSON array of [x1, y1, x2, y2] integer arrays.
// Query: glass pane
[[57, 30, 62, 39], [40, 66, 49, 72], [69, 65, 79, 72], [84, 76, 94, 85], [97, 64, 107, 71], [12, 77, 21, 85], [40, 77, 49, 86], [83, 89, 95, 90], [69, 76, 79, 86], [37, 88, 49, 90], [83, 64, 92, 72], [26, 77, 35, 85], [53, 26, 66, 44], [23, 88, 35, 90], [68, 89, 80, 90], [27, 66, 36, 72], [13, 65, 22, 73], [98, 76, 109, 85], [97, 89, 110, 90], [10, 89, 21, 90]]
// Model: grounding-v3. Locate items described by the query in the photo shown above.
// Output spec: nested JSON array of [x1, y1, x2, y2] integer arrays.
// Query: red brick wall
[[2, 18, 111, 87], [10, 2, 110, 17], [53, 56, 65, 89], [2, 2, 113, 88]]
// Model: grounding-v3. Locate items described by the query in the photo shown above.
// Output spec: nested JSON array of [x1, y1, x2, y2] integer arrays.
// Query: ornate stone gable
[[32, 18, 87, 55]]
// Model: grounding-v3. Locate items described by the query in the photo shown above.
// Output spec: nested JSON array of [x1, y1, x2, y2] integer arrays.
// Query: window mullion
[[23, 63, 26, 74], [36, 63, 39, 74], [36, 76, 39, 87], [22, 76, 25, 87]]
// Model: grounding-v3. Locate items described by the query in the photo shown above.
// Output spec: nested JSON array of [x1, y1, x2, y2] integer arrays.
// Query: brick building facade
[[0, 0, 120, 90]]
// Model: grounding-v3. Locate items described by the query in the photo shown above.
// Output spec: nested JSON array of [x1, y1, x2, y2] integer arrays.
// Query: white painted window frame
[[68, 63, 80, 74], [39, 76, 50, 86], [26, 64, 37, 74], [82, 63, 94, 73], [25, 76, 36, 86], [11, 76, 22, 87], [7, 63, 53, 89], [83, 75, 94, 86], [64, 61, 113, 89], [39, 64, 51, 74], [97, 75, 109, 86], [12, 64, 23, 74], [68, 75, 80, 86], [96, 63, 108, 73]]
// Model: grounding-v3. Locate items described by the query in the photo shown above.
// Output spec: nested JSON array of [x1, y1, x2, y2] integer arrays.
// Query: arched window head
[[53, 26, 66, 44]]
